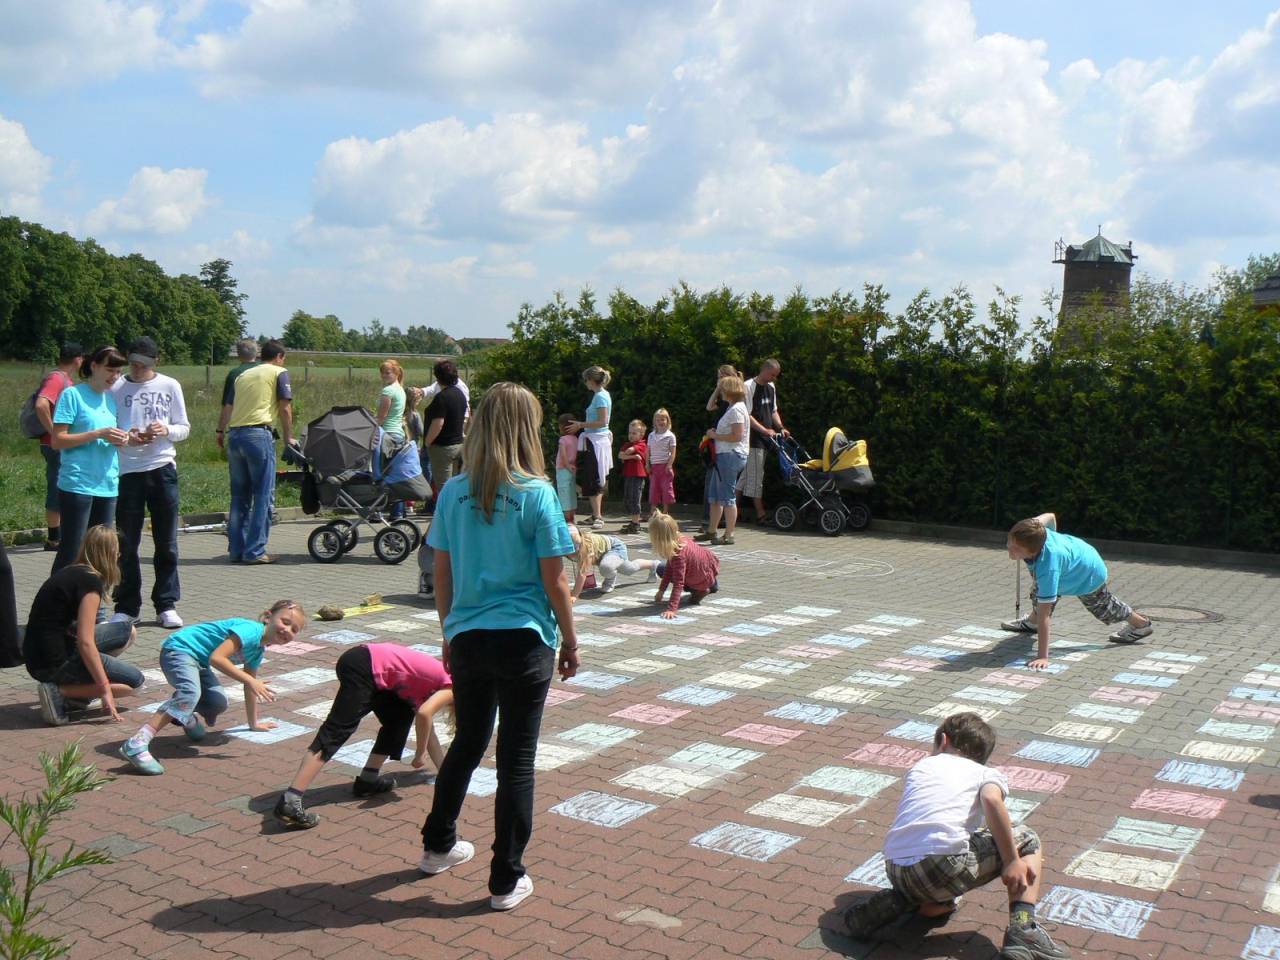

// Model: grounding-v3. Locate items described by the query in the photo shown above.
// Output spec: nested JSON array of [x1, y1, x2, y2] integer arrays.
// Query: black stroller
[[286, 406, 432, 564]]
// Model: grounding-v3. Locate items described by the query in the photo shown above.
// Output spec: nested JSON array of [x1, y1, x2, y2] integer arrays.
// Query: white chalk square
[[1070, 702, 1144, 724], [787, 606, 840, 617], [271, 640, 324, 656], [669, 742, 762, 771], [1180, 740, 1263, 764], [606, 623, 664, 636], [550, 791, 656, 828], [886, 720, 937, 742], [748, 793, 856, 826], [779, 644, 841, 660], [800, 765, 898, 798], [845, 852, 892, 888], [1243, 925, 1280, 960], [843, 671, 911, 688], [756, 614, 814, 626], [810, 685, 882, 705], [1045, 722, 1119, 743], [724, 622, 781, 636], [292, 701, 335, 721], [408, 643, 443, 657], [270, 668, 334, 692], [932, 635, 992, 651], [141, 668, 167, 685], [659, 684, 736, 706], [955, 625, 1008, 639], [1102, 817, 1203, 855], [534, 742, 590, 770], [226, 720, 314, 744], [650, 645, 709, 661], [924, 701, 1001, 722], [952, 685, 1027, 705], [703, 671, 773, 690], [311, 629, 375, 645], [766, 702, 847, 726], [740, 657, 809, 676], [576, 632, 627, 648], [329, 738, 376, 768], [1197, 719, 1274, 742], [368, 619, 421, 634], [1005, 797, 1041, 825], [613, 764, 717, 797], [1129, 658, 1194, 675], [706, 597, 762, 608], [467, 768, 499, 797], [556, 723, 640, 749], [690, 822, 801, 862], [565, 671, 634, 690], [1066, 849, 1180, 891], [411, 610, 440, 621], [808, 633, 870, 651], [1244, 672, 1280, 689], [1264, 885, 1280, 914], [571, 602, 616, 614], [869, 615, 924, 627], [607, 658, 673, 675], [1038, 885, 1154, 940], [598, 595, 649, 608], [845, 623, 899, 636], [686, 632, 748, 647]]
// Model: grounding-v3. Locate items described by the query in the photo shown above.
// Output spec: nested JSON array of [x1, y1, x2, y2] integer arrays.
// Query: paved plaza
[[1, 516, 1278, 960]]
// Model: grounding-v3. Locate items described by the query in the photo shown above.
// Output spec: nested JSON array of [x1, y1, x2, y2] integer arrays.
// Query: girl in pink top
[[274, 643, 454, 828], [648, 514, 721, 618]]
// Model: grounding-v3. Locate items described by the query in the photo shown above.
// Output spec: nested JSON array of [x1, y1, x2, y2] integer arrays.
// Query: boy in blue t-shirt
[[1001, 513, 1152, 669]]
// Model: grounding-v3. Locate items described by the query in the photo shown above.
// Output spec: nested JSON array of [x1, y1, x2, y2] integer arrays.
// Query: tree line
[[0, 216, 245, 364], [479, 255, 1280, 553]]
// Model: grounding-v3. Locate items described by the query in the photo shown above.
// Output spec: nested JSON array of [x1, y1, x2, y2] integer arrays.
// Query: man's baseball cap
[[128, 336, 159, 365]]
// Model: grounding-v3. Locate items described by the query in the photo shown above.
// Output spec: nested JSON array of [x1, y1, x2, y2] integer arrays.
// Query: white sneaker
[[590, 517, 605, 530], [109, 612, 139, 625], [159, 609, 184, 629], [1109, 622, 1154, 644], [418, 840, 475, 875], [490, 875, 534, 911], [600, 578, 616, 594]]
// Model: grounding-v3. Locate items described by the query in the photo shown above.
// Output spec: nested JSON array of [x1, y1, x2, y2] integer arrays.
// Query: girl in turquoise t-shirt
[[572, 365, 613, 529], [49, 346, 129, 573], [376, 358, 407, 439], [118, 600, 307, 775], [419, 381, 578, 912]]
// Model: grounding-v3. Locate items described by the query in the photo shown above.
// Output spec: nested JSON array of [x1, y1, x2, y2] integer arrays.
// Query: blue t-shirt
[[162, 618, 265, 670], [584, 388, 611, 434], [1029, 529, 1107, 603], [52, 383, 119, 497], [427, 474, 575, 648]]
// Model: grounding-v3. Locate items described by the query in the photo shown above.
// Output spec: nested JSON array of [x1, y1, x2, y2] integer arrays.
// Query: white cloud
[[0, 114, 52, 216], [85, 166, 210, 235], [0, 0, 170, 89], [179, 228, 271, 268], [587, 226, 632, 247]]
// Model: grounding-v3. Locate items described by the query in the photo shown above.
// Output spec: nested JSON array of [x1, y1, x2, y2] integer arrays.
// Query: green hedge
[[478, 268, 1280, 553]]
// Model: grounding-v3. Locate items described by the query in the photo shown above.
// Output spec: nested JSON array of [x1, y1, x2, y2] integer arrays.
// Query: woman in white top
[[696, 375, 749, 546]]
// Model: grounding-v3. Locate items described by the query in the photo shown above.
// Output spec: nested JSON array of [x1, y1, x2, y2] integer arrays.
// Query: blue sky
[[1, 1, 1277, 339]]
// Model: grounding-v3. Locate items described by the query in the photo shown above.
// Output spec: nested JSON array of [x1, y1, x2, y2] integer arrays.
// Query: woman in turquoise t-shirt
[[49, 346, 129, 573], [419, 381, 578, 913], [376, 358, 407, 439], [571, 365, 612, 529]]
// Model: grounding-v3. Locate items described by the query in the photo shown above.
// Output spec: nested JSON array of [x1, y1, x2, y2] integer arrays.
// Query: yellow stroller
[[772, 428, 874, 535]]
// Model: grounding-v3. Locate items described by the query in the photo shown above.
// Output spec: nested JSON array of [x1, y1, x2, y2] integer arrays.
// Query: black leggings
[[0, 542, 19, 669], [308, 645, 416, 761]]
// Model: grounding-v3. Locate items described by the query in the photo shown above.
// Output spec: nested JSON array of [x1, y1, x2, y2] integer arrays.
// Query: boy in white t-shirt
[[841, 713, 1070, 960]]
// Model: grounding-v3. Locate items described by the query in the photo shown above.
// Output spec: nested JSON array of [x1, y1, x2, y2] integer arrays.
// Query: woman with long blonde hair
[[375, 359, 407, 440], [23, 524, 143, 725], [418, 382, 578, 912]]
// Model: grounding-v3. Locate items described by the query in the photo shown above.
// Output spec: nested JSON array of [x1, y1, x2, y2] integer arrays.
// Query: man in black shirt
[[737, 359, 788, 524], [424, 360, 467, 498]]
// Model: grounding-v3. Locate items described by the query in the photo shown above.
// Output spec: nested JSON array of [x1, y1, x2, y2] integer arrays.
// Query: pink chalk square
[[779, 645, 841, 660], [876, 657, 939, 673], [983, 670, 1048, 689], [686, 632, 748, 647], [544, 688, 585, 707], [610, 703, 690, 725], [1215, 700, 1280, 722], [1092, 686, 1162, 705], [271, 641, 325, 656], [846, 743, 928, 768], [1131, 788, 1228, 820], [605, 623, 664, 636], [725, 723, 805, 746], [995, 765, 1070, 794]]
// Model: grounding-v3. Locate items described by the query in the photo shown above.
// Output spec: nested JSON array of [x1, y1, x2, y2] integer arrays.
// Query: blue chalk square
[[1231, 686, 1280, 704], [766, 702, 847, 726], [1243, 925, 1280, 960], [550, 791, 657, 828], [1112, 673, 1177, 688], [659, 684, 736, 706], [1155, 759, 1244, 792], [1013, 740, 1100, 767], [311, 629, 375, 645], [844, 852, 891, 888], [809, 634, 870, 651], [690, 822, 802, 862], [565, 671, 634, 690], [886, 720, 938, 742], [724, 622, 781, 636], [903, 644, 967, 661]]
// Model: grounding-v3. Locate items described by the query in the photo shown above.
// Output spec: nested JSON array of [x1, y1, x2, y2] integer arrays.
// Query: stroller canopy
[[303, 406, 381, 477]]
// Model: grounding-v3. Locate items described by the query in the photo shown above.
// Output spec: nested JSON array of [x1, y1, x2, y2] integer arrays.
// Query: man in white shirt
[[111, 337, 190, 628]]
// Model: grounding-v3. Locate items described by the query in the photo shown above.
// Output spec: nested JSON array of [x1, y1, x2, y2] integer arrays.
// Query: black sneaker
[[352, 775, 396, 797], [36, 683, 68, 727], [1001, 922, 1072, 960], [44, 539, 60, 552], [273, 794, 319, 829], [840, 889, 913, 938]]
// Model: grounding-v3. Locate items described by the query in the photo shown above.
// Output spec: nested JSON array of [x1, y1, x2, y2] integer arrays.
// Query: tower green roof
[[1055, 233, 1136, 265]]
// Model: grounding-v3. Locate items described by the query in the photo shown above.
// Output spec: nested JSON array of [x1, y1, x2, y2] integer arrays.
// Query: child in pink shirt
[[648, 514, 720, 618]]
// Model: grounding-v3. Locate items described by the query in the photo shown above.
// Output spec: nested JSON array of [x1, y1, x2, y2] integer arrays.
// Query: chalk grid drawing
[[660, 684, 736, 706], [766, 702, 847, 726], [845, 852, 891, 888], [846, 743, 928, 769], [312, 629, 375, 645], [1198, 719, 1275, 742], [613, 764, 718, 797], [787, 605, 840, 617], [886, 720, 939, 743], [611, 703, 690, 725], [551, 791, 657, 828], [1242, 925, 1280, 960], [1155, 759, 1244, 791], [1013, 740, 1100, 767], [1102, 817, 1203, 855], [702, 671, 774, 690], [607, 658, 674, 675], [747, 794, 858, 827], [1180, 740, 1264, 764], [1131, 789, 1228, 820], [1065, 850, 1181, 891], [869, 614, 924, 627], [565, 671, 635, 690], [810, 685, 882, 706], [924, 701, 1002, 723], [408, 643, 443, 657], [723, 622, 781, 637], [555, 723, 640, 749], [725, 723, 805, 746], [799, 766, 898, 798], [1070, 702, 1144, 724], [1038, 885, 1154, 939], [669, 742, 763, 771], [650, 645, 710, 660], [226, 720, 314, 745], [691, 822, 802, 861], [808, 634, 871, 651], [997, 766, 1071, 794]]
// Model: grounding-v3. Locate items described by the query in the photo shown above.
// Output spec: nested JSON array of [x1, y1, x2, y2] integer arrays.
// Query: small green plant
[[0, 743, 113, 960]]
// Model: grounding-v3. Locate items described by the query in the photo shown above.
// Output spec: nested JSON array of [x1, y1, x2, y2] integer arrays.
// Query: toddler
[[118, 600, 306, 775], [648, 513, 720, 618], [647, 408, 677, 515], [841, 712, 1070, 959], [618, 419, 648, 534], [569, 525, 657, 599], [555, 413, 578, 524]]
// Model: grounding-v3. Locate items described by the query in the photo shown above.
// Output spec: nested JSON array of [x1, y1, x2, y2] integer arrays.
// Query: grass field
[[0, 361, 457, 535]]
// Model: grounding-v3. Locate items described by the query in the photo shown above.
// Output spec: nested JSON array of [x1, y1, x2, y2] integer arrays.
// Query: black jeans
[[422, 628, 554, 895], [51, 491, 116, 574], [114, 464, 181, 617], [309, 645, 415, 761]]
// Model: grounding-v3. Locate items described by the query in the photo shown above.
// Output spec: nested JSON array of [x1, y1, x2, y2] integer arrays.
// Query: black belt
[[231, 424, 272, 430]]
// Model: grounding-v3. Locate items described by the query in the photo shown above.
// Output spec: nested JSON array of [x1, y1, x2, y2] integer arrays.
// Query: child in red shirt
[[648, 514, 720, 618], [619, 419, 648, 534]]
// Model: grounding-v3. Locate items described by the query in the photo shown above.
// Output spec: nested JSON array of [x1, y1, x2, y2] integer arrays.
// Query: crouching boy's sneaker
[[999, 615, 1037, 633], [839, 888, 913, 938], [1001, 920, 1071, 959], [1108, 622, 1153, 644]]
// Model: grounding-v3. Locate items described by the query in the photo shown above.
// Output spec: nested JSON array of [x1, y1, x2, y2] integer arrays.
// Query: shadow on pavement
[[149, 868, 487, 932], [244, 774, 436, 835], [1249, 794, 1280, 810], [817, 895, 999, 959]]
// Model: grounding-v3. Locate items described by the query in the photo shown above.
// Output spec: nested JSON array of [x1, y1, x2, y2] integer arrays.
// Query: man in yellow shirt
[[219, 340, 294, 564]]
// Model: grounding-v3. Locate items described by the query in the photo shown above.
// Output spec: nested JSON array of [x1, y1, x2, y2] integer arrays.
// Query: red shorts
[[649, 462, 675, 505]]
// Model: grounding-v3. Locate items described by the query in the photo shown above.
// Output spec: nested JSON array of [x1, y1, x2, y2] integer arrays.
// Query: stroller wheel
[[391, 519, 421, 551], [772, 502, 799, 531], [330, 518, 359, 554], [819, 507, 846, 537], [845, 501, 872, 532], [308, 523, 346, 563], [374, 526, 413, 564]]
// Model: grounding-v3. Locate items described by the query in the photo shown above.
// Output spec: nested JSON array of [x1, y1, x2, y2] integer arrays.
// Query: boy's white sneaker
[[1000, 615, 1036, 632], [159, 609, 184, 629], [418, 840, 475, 875], [490, 875, 533, 911], [1108, 622, 1154, 644], [600, 577, 617, 594]]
